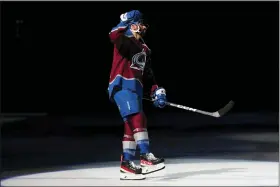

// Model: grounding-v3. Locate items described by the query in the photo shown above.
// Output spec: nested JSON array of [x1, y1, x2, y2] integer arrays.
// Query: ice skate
[[120, 155, 146, 180], [140, 152, 165, 174]]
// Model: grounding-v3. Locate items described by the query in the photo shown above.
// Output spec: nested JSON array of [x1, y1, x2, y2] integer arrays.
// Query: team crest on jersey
[[130, 50, 147, 71]]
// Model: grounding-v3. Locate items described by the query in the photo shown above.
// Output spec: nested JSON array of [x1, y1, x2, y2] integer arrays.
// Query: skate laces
[[129, 161, 141, 169], [147, 153, 157, 160]]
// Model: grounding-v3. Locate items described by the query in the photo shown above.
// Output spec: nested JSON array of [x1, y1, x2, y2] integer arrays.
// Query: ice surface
[[1, 158, 278, 186]]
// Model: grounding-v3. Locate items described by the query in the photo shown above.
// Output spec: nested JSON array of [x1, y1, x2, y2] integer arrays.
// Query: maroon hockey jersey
[[108, 25, 158, 100]]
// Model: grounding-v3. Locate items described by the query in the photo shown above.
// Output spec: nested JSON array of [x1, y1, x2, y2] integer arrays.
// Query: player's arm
[[109, 11, 139, 58], [109, 22, 128, 43], [143, 59, 158, 95], [143, 59, 167, 108], [109, 22, 132, 59], [109, 10, 140, 44]]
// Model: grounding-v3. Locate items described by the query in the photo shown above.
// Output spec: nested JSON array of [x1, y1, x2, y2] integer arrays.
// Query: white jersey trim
[[109, 26, 127, 34]]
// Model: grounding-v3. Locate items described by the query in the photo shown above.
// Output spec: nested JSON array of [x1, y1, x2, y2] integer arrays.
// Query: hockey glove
[[152, 87, 167, 108], [120, 10, 143, 24]]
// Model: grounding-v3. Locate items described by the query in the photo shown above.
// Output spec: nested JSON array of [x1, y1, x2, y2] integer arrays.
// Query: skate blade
[[141, 163, 165, 175], [120, 170, 146, 180]]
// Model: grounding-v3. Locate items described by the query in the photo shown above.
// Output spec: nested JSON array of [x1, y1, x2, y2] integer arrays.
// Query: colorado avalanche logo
[[130, 50, 147, 71]]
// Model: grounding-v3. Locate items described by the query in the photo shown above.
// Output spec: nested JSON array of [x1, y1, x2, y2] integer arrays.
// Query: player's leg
[[127, 112, 165, 174], [114, 90, 145, 180], [122, 120, 136, 162], [120, 120, 145, 179]]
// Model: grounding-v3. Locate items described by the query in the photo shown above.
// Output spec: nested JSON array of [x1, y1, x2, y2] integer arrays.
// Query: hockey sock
[[122, 120, 136, 161], [128, 112, 150, 154]]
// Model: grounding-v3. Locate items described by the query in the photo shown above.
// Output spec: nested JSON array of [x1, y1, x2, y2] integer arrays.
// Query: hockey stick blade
[[211, 100, 235, 118]]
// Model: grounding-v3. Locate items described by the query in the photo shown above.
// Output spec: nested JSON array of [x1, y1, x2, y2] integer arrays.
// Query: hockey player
[[108, 10, 167, 180]]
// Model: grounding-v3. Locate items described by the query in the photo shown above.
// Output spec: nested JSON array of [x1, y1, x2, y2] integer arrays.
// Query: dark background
[[1, 1, 278, 115], [1, 1, 279, 180]]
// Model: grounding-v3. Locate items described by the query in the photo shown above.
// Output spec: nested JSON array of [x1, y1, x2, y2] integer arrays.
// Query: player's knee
[[127, 112, 145, 129], [142, 112, 147, 128], [123, 121, 134, 141], [126, 112, 150, 148]]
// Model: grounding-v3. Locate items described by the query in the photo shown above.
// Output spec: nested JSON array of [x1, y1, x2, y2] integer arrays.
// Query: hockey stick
[[143, 98, 235, 118]]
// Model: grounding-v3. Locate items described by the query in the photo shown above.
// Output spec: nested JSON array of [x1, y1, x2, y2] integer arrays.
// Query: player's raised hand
[[120, 10, 143, 24], [152, 88, 167, 108]]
